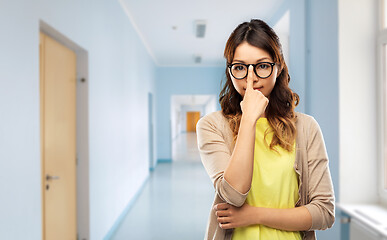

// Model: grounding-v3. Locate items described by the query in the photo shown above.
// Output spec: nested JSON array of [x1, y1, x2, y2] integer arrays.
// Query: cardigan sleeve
[[196, 114, 249, 207], [303, 117, 335, 230]]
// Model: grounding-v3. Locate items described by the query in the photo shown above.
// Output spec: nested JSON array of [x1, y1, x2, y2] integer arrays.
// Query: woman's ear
[[276, 66, 283, 78]]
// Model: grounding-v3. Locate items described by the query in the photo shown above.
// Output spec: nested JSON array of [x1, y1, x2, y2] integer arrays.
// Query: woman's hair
[[220, 19, 299, 152]]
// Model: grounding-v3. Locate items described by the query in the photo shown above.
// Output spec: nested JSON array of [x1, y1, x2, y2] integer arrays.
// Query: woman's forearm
[[223, 115, 256, 194], [255, 206, 312, 231]]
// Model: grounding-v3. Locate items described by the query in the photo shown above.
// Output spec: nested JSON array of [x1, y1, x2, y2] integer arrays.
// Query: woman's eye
[[257, 64, 270, 70], [234, 65, 245, 71]]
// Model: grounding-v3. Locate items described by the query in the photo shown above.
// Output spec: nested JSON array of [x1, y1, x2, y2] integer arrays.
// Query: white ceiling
[[119, 0, 285, 67]]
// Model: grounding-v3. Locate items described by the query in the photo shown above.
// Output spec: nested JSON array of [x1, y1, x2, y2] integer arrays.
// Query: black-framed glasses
[[227, 62, 276, 79]]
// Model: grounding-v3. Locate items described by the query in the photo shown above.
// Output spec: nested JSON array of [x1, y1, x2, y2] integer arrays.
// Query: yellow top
[[232, 117, 301, 240]]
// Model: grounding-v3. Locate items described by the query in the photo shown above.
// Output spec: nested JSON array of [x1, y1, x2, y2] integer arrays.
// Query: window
[[378, 0, 387, 202], [383, 45, 387, 190], [384, 0, 387, 29]]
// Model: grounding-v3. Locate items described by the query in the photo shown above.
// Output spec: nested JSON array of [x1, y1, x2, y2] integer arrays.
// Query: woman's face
[[229, 41, 280, 98]]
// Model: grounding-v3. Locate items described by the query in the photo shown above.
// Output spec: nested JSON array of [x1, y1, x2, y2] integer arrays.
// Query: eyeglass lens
[[230, 63, 273, 79]]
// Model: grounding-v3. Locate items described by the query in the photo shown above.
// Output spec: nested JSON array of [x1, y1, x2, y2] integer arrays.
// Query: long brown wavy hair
[[220, 19, 299, 152]]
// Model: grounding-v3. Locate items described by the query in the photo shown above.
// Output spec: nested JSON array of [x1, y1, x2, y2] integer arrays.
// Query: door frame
[[148, 92, 155, 170], [40, 20, 90, 240]]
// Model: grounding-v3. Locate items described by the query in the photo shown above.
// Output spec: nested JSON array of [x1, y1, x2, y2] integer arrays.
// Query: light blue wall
[[0, 2, 41, 239], [155, 67, 224, 161], [270, 0, 341, 239], [0, 1, 156, 239], [269, 0, 306, 114], [305, 0, 340, 239]]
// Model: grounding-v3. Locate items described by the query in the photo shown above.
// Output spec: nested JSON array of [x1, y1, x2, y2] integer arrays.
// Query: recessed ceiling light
[[195, 20, 206, 38]]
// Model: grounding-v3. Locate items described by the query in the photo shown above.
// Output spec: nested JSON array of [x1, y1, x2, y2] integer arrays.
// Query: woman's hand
[[223, 66, 266, 195], [214, 203, 312, 231], [214, 202, 258, 229], [240, 66, 269, 122]]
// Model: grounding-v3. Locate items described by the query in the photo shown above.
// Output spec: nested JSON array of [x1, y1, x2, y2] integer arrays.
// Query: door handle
[[46, 174, 60, 181]]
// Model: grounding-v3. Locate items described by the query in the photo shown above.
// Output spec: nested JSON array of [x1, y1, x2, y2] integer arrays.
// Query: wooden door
[[40, 32, 77, 240], [186, 111, 200, 132]]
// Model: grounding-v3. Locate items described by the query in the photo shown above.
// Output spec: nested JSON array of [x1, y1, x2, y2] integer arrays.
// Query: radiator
[[350, 218, 387, 240], [339, 204, 387, 240]]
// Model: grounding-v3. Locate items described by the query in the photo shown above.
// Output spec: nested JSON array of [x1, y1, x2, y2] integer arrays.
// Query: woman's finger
[[217, 216, 231, 224], [213, 203, 229, 211], [219, 222, 234, 230], [215, 210, 229, 217], [245, 65, 255, 91]]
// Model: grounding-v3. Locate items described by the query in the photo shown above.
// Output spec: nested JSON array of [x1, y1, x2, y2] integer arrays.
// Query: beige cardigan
[[196, 111, 335, 240]]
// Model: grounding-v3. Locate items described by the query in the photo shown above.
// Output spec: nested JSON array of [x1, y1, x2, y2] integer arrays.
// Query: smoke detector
[[195, 20, 206, 38]]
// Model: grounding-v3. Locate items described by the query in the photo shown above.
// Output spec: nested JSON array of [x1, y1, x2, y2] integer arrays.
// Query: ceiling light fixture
[[195, 20, 206, 38]]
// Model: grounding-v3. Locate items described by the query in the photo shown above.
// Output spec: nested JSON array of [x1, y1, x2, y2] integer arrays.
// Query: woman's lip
[[244, 87, 263, 90]]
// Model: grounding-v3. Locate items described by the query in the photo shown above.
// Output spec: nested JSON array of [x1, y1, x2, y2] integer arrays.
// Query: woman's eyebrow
[[256, 57, 271, 62], [233, 57, 272, 63]]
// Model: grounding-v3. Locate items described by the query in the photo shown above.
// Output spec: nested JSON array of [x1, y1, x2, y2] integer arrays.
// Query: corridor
[[2, 1, 381, 240], [110, 132, 214, 240]]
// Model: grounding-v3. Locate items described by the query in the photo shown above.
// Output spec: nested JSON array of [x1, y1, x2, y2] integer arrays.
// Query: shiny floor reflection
[[111, 134, 214, 240], [172, 132, 201, 162]]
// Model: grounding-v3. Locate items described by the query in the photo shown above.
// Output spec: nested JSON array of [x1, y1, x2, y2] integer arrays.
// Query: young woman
[[196, 19, 335, 240]]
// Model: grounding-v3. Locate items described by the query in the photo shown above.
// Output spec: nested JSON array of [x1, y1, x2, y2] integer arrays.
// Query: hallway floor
[[110, 132, 214, 240], [172, 132, 201, 162]]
